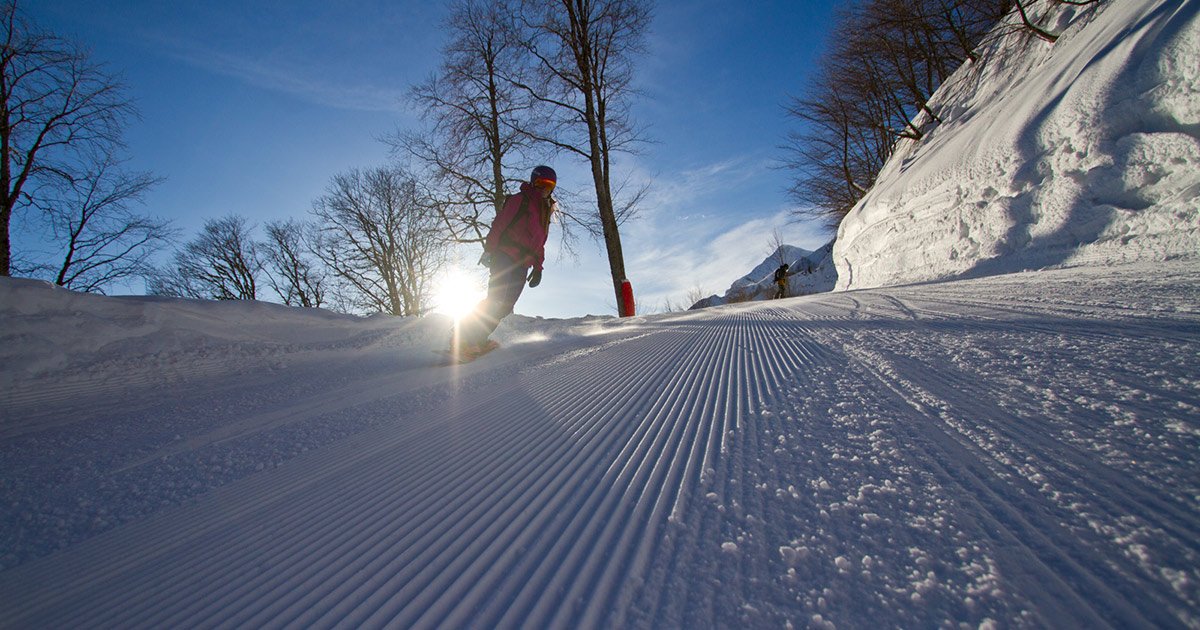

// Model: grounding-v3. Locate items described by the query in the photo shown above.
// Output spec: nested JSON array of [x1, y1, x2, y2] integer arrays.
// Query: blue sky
[[27, 0, 837, 318]]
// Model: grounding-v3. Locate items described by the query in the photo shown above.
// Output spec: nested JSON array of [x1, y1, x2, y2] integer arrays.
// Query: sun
[[432, 269, 487, 321]]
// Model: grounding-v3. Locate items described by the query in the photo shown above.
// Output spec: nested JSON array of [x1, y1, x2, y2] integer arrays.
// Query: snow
[[835, 0, 1200, 290], [2, 0, 1199, 626], [2, 259, 1199, 627]]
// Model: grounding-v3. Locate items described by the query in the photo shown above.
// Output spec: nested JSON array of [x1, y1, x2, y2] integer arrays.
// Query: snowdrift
[[0, 277, 417, 410], [0, 277, 615, 414], [834, 0, 1200, 290]]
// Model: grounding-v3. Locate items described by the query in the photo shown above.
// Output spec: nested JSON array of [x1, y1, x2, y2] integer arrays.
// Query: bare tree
[[514, 0, 653, 316], [392, 0, 537, 247], [146, 263, 204, 300], [150, 215, 260, 300], [19, 153, 172, 293], [311, 166, 448, 316], [1, 1, 136, 277], [768, 229, 791, 266], [783, 0, 1011, 227], [684, 284, 709, 308], [1013, 0, 1101, 43], [260, 219, 325, 308], [783, 67, 890, 226], [1014, 0, 1057, 42], [955, 0, 1099, 67]]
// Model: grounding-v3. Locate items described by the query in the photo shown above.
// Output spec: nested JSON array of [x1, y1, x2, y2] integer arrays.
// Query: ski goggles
[[533, 177, 556, 191]]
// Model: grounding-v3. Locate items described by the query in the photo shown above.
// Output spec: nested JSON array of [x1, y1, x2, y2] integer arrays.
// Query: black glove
[[478, 251, 492, 267], [527, 267, 542, 288]]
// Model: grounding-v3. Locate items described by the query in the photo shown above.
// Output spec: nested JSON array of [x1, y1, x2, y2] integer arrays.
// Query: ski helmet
[[531, 165, 557, 188]]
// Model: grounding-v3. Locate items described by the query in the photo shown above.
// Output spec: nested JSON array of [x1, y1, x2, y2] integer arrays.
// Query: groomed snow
[[2, 0, 1199, 626], [2, 261, 1198, 627], [834, 0, 1200, 290]]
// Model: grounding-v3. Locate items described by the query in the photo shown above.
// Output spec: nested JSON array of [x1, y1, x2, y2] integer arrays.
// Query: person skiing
[[773, 263, 789, 299], [454, 165, 558, 360]]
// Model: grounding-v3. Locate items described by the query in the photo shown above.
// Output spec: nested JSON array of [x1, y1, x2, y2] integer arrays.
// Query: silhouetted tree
[[21, 154, 172, 293], [783, 0, 1011, 227], [311, 166, 447, 316], [150, 215, 260, 300], [1, 1, 139, 277], [393, 0, 535, 246], [261, 219, 325, 308], [514, 0, 652, 315]]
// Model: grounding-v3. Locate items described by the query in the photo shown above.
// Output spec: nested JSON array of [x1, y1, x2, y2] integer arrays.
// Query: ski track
[[2, 269, 1198, 628]]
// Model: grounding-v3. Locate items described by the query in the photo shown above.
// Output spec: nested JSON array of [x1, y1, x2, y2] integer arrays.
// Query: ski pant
[[459, 252, 528, 347], [774, 279, 788, 299]]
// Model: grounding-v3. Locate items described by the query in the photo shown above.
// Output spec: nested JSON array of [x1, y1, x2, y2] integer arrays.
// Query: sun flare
[[432, 269, 487, 321]]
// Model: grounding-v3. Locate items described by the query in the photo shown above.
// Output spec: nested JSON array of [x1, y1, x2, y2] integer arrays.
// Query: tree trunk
[[0, 202, 10, 277], [568, 0, 629, 314], [1, 119, 11, 277], [593, 166, 627, 311], [1016, 0, 1059, 43]]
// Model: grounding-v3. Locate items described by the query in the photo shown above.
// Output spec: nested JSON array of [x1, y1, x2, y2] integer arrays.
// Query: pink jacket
[[485, 182, 554, 271]]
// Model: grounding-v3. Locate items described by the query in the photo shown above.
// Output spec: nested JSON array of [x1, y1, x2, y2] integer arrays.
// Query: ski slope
[[1, 261, 1198, 628]]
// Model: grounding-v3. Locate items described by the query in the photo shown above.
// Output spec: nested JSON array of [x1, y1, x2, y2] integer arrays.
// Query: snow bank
[[835, 0, 1200, 290], [0, 278, 625, 411], [0, 277, 423, 409]]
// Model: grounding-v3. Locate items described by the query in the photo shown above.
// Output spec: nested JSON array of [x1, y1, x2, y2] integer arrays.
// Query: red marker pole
[[620, 279, 636, 317]]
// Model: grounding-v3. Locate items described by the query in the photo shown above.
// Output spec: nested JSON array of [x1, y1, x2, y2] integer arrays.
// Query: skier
[[773, 263, 789, 299], [453, 165, 558, 360]]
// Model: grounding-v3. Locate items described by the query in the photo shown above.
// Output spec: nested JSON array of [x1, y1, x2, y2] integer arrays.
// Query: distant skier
[[773, 263, 789, 299], [454, 165, 558, 360]]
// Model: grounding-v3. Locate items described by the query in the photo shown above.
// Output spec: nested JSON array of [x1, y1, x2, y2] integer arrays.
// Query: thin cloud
[[570, 153, 832, 311], [632, 155, 773, 219], [625, 206, 826, 309], [146, 33, 408, 113]]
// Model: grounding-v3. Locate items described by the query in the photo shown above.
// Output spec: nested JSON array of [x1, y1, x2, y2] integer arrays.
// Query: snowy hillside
[[729, 244, 815, 291], [835, 0, 1200, 290], [691, 241, 837, 309], [2, 261, 1198, 627]]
